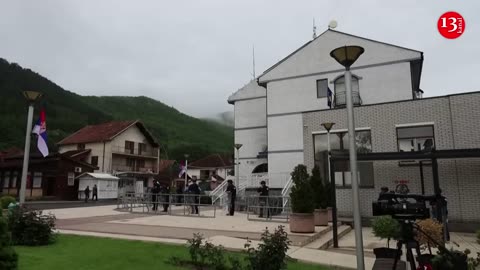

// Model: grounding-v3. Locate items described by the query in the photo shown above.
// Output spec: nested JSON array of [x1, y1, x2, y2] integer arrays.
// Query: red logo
[[437, 11, 465, 39]]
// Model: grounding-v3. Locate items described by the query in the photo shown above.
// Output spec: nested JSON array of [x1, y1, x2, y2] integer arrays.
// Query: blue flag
[[327, 87, 333, 109]]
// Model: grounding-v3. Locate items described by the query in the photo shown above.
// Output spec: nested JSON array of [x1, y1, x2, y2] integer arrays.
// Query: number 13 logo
[[438, 11, 465, 39]]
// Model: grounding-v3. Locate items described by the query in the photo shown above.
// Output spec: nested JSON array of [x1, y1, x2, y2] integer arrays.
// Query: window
[[138, 143, 147, 155], [33, 172, 42, 188], [397, 125, 434, 152], [91, 156, 99, 166], [125, 141, 134, 154], [77, 143, 85, 150], [314, 129, 374, 188], [3, 172, 10, 188], [200, 170, 211, 180], [137, 159, 145, 169], [334, 75, 360, 107], [126, 158, 135, 167], [316, 79, 329, 98], [11, 172, 18, 188], [68, 172, 75, 186]]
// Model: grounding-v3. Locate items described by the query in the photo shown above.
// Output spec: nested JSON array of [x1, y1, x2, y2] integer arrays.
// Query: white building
[[77, 173, 120, 199], [58, 120, 160, 195], [228, 29, 423, 187], [228, 29, 480, 224]]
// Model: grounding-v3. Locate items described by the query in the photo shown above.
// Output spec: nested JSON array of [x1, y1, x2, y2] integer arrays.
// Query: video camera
[[372, 193, 438, 220]]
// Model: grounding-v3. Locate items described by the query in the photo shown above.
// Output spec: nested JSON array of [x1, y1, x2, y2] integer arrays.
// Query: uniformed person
[[226, 180, 236, 216], [257, 180, 270, 218], [151, 181, 161, 211]]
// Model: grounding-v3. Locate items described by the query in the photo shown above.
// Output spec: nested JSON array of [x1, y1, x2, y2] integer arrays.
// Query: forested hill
[[0, 58, 233, 160]]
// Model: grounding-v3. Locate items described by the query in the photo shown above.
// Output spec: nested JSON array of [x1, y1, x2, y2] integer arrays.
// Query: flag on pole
[[327, 87, 333, 109], [32, 109, 49, 157], [178, 164, 186, 178]]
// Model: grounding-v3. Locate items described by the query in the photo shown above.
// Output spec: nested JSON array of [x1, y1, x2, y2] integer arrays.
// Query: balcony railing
[[334, 91, 362, 108], [112, 145, 157, 158], [112, 163, 157, 173]]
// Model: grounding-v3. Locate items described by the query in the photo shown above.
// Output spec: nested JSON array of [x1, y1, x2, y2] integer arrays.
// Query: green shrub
[[310, 166, 327, 209], [371, 215, 401, 248], [0, 217, 18, 270], [290, 165, 314, 213], [0, 196, 16, 209], [245, 225, 291, 270], [8, 206, 56, 246]]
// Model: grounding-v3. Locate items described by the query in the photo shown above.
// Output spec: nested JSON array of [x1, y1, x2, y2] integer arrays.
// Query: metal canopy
[[328, 148, 480, 248], [330, 148, 480, 161]]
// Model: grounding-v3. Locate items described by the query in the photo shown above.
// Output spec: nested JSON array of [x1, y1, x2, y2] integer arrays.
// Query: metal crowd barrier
[[116, 192, 216, 218], [246, 195, 291, 222]]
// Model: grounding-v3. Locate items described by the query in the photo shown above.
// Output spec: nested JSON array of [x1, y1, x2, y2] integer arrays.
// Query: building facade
[[228, 29, 480, 223]]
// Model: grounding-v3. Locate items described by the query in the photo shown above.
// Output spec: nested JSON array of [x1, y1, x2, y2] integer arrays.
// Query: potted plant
[[310, 166, 328, 226], [415, 218, 444, 265], [371, 215, 401, 259], [289, 165, 315, 233]]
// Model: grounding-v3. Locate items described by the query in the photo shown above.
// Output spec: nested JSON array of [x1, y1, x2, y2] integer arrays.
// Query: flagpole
[[19, 104, 34, 204]]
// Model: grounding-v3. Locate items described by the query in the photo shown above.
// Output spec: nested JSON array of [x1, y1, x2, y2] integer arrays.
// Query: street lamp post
[[234, 144, 243, 188], [19, 91, 43, 204], [184, 154, 189, 187], [330, 45, 365, 270]]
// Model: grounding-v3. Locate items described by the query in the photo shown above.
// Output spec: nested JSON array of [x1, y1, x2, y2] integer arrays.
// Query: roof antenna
[[252, 44, 256, 79], [312, 18, 317, 39]]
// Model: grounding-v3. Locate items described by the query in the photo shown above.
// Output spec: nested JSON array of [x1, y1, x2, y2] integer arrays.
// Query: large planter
[[290, 213, 315, 233], [327, 207, 333, 222], [314, 209, 328, 226], [373, 247, 402, 259]]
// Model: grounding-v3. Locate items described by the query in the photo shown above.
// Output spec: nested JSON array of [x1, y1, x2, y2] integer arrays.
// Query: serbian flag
[[327, 87, 333, 109], [178, 162, 186, 178], [32, 109, 49, 157]]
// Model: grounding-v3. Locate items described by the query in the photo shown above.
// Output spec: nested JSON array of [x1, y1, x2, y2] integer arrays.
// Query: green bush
[[290, 165, 314, 213], [245, 225, 291, 270], [310, 166, 327, 209], [371, 215, 401, 248], [0, 196, 16, 209], [0, 217, 18, 270], [8, 206, 56, 246]]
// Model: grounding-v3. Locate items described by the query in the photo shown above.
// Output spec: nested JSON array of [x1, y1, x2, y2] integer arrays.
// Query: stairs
[[305, 225, 352, 250]]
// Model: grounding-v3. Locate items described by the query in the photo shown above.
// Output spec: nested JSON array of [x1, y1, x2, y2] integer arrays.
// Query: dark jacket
[[257, 185, 269, 197], [226, 183, 236, 200], [188, 183, 201, 195]]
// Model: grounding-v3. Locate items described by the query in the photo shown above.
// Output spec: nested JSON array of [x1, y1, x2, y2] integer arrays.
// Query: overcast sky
[[1, 1, 478, 118]]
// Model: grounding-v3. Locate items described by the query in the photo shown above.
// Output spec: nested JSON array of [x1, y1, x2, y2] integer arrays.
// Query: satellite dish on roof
[[328, 20, 338, 29]]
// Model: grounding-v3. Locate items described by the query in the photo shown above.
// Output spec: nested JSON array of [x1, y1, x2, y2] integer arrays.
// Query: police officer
[[187, 179, 201, 214], [226, 180, 236, 216], [161, 183, 170, 212], [151, 181, 161, 211], [257, 180, 270, 218]]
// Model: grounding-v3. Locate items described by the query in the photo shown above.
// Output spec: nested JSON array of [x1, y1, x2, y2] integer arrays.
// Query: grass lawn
[[16, 235, 330, 270]]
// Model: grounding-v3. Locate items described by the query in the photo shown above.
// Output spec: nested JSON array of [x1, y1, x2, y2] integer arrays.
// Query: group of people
[[151, 179, 202, 214], [225, 179, 270, 218], [83, 184, 98, 202]]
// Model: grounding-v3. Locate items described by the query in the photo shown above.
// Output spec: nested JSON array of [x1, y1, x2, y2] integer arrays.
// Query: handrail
[[281, 176, 293, 211], [211, 180, 229, 204]]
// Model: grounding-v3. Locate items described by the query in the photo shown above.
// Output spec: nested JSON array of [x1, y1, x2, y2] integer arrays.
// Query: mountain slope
[[0, 58, 233, 160]]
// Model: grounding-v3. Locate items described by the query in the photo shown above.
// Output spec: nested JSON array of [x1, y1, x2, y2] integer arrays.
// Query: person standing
[[151, 181, 160, 211], [161, 183, 170, 212], [257, 181, 270, 218], [226, 180, 236, 216], [84, 186, 90, 203], [92, 184, 98, 201], [187, 179, 200, 214]]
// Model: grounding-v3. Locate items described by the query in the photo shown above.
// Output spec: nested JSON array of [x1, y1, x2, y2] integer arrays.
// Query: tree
[[310, 166, 327, 209], [0, 215, 18, 270], [290, 165, 314, 213]]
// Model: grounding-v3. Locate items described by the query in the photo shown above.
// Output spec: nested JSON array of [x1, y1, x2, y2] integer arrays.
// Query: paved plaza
[[46, 205, 480, 270]]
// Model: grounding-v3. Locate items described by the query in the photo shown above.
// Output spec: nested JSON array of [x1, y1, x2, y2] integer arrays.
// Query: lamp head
[[321, 122, 335, 132], [184, 154, 189, 159], [330, 46, 364, 69], [22, 91, 43, 103], [234, 144, 243, 150]]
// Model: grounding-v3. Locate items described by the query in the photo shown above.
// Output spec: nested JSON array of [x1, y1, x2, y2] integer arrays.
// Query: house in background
[[57, 120, 160, 195], [188, 154, 233, 191], [0, 150, 96, 200], [228, 28, 480, 224]]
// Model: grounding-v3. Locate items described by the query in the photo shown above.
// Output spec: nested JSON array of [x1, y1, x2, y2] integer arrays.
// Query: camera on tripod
[[372, 193, 436, 220]]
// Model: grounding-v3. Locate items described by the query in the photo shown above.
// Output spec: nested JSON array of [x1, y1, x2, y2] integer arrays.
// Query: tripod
[[392, 220, 421, 270]]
